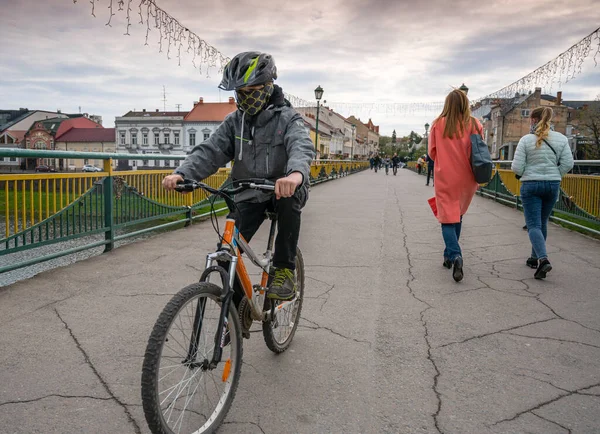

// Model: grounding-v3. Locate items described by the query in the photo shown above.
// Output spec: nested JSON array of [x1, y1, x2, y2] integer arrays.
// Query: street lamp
[[459, 83, 469, 95], [314, 85, 324, 159], [424, 123, 430, 137], [351, 124, 355, 161]]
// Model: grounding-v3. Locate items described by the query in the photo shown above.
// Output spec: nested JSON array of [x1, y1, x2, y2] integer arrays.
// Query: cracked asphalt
[[1, 169, 599, 434]]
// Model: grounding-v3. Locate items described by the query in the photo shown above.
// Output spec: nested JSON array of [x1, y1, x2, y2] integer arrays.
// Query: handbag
[[470, 125, 493, 184], [515, 138, 560, 180]]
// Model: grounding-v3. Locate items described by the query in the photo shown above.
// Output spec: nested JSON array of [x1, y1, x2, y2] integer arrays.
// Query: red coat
[[428, 117, 481, 224]]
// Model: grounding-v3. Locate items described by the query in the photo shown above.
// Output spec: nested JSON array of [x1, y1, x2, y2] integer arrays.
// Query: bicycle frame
[[191, 216, 298, 368]]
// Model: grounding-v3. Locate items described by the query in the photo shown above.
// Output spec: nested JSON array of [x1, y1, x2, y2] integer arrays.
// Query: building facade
[[22, 116, 102, 169], [115, 109, 188, 170]]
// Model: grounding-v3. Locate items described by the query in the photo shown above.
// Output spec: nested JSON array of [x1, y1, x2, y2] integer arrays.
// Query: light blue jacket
[[511, 131, 574, 181]]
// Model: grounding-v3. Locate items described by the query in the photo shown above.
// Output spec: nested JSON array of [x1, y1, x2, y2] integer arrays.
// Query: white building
[[183, 97, 237, 153], [114, 109, 188, 170]]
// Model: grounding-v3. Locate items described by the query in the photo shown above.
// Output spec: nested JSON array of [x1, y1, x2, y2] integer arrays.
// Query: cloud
[[1, 0, 599, 135]]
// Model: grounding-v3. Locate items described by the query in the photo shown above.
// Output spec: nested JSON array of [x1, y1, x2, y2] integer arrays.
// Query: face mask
[[235, 83, 274, 116]]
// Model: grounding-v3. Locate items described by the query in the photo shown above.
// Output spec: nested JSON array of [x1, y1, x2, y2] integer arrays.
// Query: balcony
[[159, 143, 174, 150]]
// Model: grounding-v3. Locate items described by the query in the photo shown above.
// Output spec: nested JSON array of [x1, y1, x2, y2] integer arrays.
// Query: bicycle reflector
[[222, 359, 232, 382]]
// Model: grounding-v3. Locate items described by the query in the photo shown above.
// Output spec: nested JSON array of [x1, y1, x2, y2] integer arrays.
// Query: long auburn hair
[[530, 106, 553, 148], [434, 89, 478, 139]]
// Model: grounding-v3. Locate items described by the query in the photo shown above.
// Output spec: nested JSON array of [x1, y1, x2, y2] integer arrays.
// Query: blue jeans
[[442, 217, 463, 260], [521, 181, 560, 260]]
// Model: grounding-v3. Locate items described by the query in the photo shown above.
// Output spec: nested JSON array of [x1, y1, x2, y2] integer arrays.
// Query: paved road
[[1, 169, 599, 434]]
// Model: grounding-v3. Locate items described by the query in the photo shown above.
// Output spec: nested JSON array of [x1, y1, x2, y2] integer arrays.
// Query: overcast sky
[[1, 0, 599, 136]]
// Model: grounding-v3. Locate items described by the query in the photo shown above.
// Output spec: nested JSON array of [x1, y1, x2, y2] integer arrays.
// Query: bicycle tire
[[141, 282, 243, 434], [262, 248, 305, 353]]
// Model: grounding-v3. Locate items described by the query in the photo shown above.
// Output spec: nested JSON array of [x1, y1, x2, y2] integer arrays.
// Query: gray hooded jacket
[[175, 85, 315, 202]]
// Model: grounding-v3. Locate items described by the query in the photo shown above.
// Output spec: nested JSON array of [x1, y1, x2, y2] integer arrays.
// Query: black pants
[[427, 165, 434, 185], [230, 185, 308, 270]]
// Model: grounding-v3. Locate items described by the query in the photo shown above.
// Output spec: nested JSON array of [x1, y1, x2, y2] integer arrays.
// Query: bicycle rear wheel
[[142, 282, 242, 434], [263, 248, 305, 353]]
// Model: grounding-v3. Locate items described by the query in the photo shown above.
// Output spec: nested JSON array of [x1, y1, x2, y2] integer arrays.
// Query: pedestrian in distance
[[425, 153, 434, 186], [511, 106, 574, 279], [391, 153, 401, 175], [428, 89, 483, 282]]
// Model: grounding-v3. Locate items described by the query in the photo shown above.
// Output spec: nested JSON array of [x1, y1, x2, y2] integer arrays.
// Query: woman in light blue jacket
[[512, 106, 574, 279]]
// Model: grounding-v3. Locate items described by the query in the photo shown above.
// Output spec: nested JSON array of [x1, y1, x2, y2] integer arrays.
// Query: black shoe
[[523, 225, 528, 231], [452, 257, 464, 282], [526, 257, 538, 269], [534, 259, 552, 280], [443, 259, 452, 269]]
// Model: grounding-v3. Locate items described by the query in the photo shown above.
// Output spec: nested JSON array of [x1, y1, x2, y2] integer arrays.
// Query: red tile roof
[[56, 128, 116, 143], [55, 117, 103, 138], [184, 98, 238, 122]]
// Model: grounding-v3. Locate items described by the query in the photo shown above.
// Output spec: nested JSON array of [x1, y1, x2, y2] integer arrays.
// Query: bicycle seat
[[265, 211, 278, 221]]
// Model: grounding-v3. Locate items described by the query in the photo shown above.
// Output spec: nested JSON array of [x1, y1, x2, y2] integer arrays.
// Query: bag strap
[[542, 138, 560, 166]]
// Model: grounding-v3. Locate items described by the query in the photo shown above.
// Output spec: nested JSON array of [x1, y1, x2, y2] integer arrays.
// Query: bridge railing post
[[103, 159, 115, 252]]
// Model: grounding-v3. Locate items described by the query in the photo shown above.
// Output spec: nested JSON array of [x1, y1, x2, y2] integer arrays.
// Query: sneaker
[[534, 259, 552, 280], [443, 258, 452, 269], [526, 257, 538, 269], [452, 257, 464, 282], [267, 268, 296, 300]]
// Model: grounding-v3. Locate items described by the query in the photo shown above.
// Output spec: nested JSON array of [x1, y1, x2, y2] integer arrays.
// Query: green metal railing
[[1, 149, 368, 274], [406, 160, 600, 236]]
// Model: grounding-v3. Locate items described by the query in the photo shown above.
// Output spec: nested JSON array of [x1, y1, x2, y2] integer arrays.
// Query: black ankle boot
[[453, 257, 464, 282], [526, 257, 538, 269], [534, 259, 552, 280]]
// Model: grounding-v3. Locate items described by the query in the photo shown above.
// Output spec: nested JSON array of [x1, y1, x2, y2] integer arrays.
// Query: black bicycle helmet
[[219, 51, 277, 91]]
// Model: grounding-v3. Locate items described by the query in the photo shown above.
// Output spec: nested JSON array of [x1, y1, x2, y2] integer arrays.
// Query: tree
[[574, 95, 600, 160], [391, 130, 397, 144], [379, 135, 392, 147]]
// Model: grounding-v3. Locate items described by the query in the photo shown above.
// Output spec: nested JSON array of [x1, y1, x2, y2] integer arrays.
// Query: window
[[154, 132, 160, 145], [143, 133, 148, 145], [189, 132, 196, 147], [142, 159, 149, 166], [174, 132, 180, 145], [204, 132, 210, 141], [120, 131, 126, 145], [174, 160, 180, 167], [84, 159, 89, 165], [165, 160, 171, 167], [131, 133, 138, 145], [165, 132, 170, 144], [521, 109, 530, 117], [10, 157, 17, 162]]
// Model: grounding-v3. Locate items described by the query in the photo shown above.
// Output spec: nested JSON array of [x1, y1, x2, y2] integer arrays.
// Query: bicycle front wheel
[[142, 282, 242, 434]]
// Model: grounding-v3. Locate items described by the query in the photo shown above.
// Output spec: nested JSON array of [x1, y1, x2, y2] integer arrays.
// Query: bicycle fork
[[184, 252, 237, 370]]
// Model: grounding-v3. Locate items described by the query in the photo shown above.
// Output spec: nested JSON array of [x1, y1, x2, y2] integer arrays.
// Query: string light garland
[[480, 26, 600, 102], [73, 0, 230, 75], [73, 1, 599, 118]]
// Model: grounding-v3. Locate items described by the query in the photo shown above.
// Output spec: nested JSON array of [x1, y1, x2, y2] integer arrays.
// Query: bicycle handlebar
[[174, 179, 275, 196]]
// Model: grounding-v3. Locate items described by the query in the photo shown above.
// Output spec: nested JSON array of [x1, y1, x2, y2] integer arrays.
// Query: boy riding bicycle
[[163, 51, 315, 300]]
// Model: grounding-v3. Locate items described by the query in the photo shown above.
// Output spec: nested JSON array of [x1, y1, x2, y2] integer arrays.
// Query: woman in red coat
[[428, 89, 481, 282]]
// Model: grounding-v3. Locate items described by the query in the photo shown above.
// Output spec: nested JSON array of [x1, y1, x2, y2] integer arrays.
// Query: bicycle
[[141, 178, 305, 434]]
